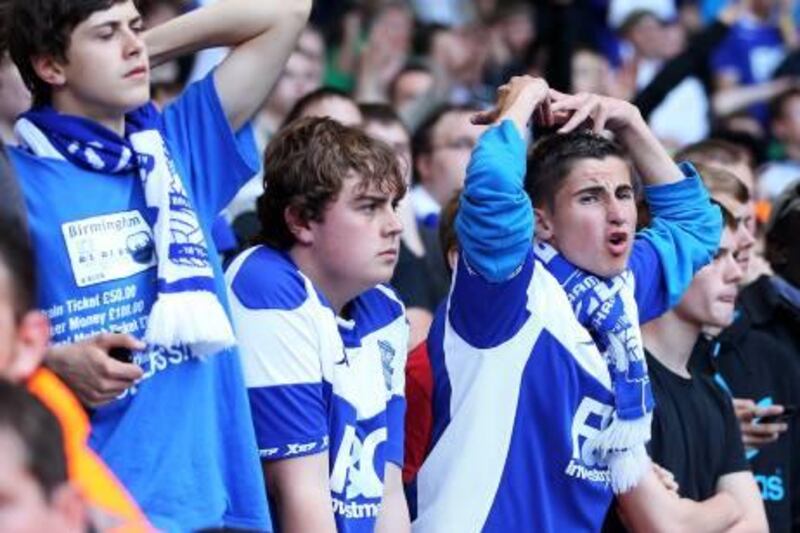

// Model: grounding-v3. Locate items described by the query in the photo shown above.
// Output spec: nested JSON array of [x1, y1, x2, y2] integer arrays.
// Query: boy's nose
[[385, 209, 403, 235], [607, 198, 627, 224], [124, 29, 145, 57]]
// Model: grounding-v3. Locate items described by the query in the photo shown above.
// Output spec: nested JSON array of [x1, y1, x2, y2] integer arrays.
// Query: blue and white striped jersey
[[410, 121, 722, 532], [226, 245, 408, 533]]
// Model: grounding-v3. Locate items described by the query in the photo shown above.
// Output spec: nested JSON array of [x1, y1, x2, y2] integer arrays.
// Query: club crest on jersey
[[378, 340, 395, 390]]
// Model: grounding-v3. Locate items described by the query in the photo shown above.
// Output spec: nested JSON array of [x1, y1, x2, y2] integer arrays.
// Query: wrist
[[615, 105, 647, 140], [43, 344, 68, 374]]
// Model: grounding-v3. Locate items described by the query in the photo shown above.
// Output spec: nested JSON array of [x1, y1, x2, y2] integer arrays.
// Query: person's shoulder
[[737, 275, 782, 325], [695, 370, 735, 412], [6, 144, 64, 171], [356, 285, 406, 323], [227, 245, 309, 311], [163, 73, 217, 114]]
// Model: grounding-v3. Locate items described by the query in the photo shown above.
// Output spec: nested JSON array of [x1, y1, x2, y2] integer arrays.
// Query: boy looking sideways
[[226, 117, 410, 532], [411, 77, 723, 531], [5, 0, 311, 528]]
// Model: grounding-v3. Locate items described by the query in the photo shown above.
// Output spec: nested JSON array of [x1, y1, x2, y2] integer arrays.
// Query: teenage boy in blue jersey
[[410, 77, 726, 532], [4, 0, 311, 529], [226, 117, 410, 532]]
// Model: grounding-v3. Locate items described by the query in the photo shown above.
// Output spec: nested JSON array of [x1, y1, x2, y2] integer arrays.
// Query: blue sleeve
[[455, 120, 533, 282], [448, 251, 533, 349], [710, 32, 739, 75], [448, 120, 534, 349], [632, 162, 723, 320], [385, 396, 406, 467], [160, 71, 260, 227], [228, 252, 330, 461], [248, 384, 330, 461]]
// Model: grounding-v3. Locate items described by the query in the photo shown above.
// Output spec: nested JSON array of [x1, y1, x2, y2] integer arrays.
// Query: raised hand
[[471, 75, 552, 136], [548, 88, 641, 134]]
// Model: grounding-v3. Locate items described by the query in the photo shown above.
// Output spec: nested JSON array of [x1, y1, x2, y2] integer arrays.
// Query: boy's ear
[[534, 207, 554, 242], [284, 205, 314, 246], [30, 55, 67, 87], [7, 311, 49, 383], [49, 482, 88, 533]]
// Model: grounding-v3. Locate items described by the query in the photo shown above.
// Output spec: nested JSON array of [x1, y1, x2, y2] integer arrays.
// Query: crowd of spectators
[[0, 0, 799, 531]]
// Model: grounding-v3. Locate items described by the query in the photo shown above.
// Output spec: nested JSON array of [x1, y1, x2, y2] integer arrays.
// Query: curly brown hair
[[257, 117, 406, 250]]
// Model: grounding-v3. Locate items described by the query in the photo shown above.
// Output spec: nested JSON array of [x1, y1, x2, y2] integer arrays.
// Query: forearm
[[639, 163, 722, 306], [616, 110, 684, 186], [455, 121, 533, 282], [711, 78, 791, 117], [144, 0, 311, 66], [620, 472, 741, 533], [716, 472, 769, 533], [272, 487, 337, 533], [375, 465, 410, 533], [398, 65, 451, 132], [670, 493, 742, 533]]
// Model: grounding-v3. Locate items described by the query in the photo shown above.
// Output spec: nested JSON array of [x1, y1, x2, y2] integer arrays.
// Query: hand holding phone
[[759, 405, 797, 425]]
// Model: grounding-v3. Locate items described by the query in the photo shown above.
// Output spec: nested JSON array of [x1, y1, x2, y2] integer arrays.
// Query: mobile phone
[[759, 405, 797, 425], [108, 346, 133, 363]]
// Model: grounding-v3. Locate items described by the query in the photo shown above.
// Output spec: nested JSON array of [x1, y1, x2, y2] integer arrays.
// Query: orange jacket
[[27, 368, 152, 532]]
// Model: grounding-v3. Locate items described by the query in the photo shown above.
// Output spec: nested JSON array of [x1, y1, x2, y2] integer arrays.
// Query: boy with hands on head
[[410, 77, 727, 531]]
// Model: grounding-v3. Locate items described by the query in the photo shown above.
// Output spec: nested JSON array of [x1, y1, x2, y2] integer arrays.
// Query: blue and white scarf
[[15, 104, 236, 357], [535, 241, 654, 493]]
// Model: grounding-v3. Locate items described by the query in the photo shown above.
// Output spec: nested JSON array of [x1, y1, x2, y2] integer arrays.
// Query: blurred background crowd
[[1, 0, 800, 530]]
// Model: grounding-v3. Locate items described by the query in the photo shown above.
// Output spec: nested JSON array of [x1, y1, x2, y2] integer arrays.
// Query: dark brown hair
[[0, 380, 67, 499], [5, 0, 131, 106], [525, 130, 629, 210], [257, 117, 406, 250]]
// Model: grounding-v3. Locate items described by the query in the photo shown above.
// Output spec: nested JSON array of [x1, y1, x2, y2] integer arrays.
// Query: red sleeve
[[403, 340, 434, 484]]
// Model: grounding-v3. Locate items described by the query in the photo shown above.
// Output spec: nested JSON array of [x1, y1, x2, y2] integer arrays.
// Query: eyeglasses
[[430, 137, 476, 152]]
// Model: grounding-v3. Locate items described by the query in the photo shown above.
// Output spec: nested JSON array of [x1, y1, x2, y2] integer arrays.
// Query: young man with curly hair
[[226, 117, 409, 532]]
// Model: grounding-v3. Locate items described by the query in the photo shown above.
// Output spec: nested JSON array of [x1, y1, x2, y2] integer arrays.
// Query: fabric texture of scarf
[[16, 104, 235, 357], [534, 241, 654, 493]]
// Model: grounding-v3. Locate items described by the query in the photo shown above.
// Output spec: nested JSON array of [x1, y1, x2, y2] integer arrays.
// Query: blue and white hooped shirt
[[226, 245, 408, 533], [409, 121, 722, 532]]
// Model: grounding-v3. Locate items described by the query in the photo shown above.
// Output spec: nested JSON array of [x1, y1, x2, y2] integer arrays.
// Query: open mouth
[[607, 231, 629, 256]]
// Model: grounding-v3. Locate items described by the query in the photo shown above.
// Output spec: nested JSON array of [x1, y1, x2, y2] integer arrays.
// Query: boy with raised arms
[[5, 0, 311, 528], [411, 77, 726, 531]]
